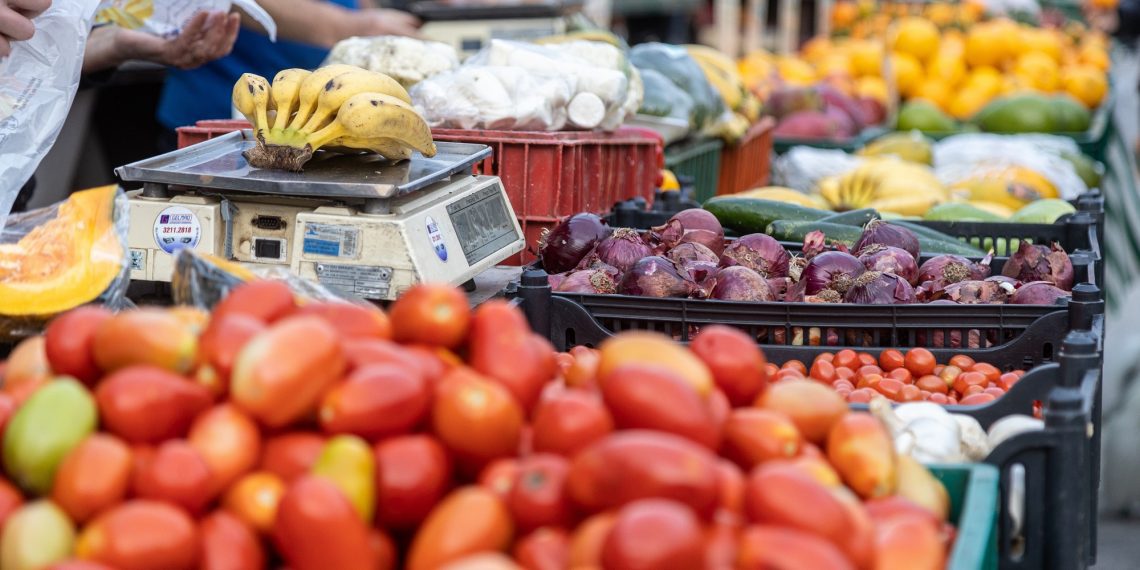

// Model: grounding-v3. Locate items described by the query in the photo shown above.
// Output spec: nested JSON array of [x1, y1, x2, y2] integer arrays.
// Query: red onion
[[801, 251, 865, 295], [854, 220, 921, 260], [843, 271, 917, 304], [620, 256, 697, 298], [555, 268, 620, 294], [785, 277, 807, 302], [651, 209, 725, 257], [539, 213, 611, 274], [682, 260, 719, 297], [941, 280, 1013, 304], [667, 242, 719, 265], [547, 272, 567, 290], [1011, 281, 1072, 305], [594, 228, 652, 274], [710, 266, 774, 302], [858, 244, 919, 285], [917, 254, 993, 288], [985, 275, 1021, 288], [803, 231, 828, 260], [805, 289, 843, 303], [1001, 242, 1074, 291], [766, 277, 793, 300], [720, 234, 791, 278]]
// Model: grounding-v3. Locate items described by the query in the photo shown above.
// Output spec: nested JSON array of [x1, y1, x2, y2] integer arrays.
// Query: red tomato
[[468, 301, 558, 413], [260, 432, 325, 484], [370, 530, 397, 570], [212, 280, 296, 324], [0, 477, 23, 529], [878, 349, 905, 372], [857, 365, 884, 381], [835, 367, 856, 380], [832, 379, 855, 392], [531, 390, 614, 458], [373, 435, 452, 529], [705, 517, 742, 569], [342, 339, 436, 380], [432, 368, 523, 472], [690, 325, 769, 406], [406, 487, 514, 570], [293, 302, 391, 342], [857, 353, 877, 367], [816, 352, 835, 363], [478, 458, 521, 500], [716, 459, 745, 516], [601, 499, 705, 570], [887, 368, 913, 384], [513, 528, 570, 570], [52, 434, 131, 523], [273, 476, 377, 570], [569, 512, 615, 567], [508, 454, 572, 532], [999, 372, 1021, 391], [566, 431, 720, 518], [809, 359, 837, 383], [916, 375, 948, 394], [4, 336, 51, 403], [721, 409, 802, 469], [92, 310, 199, 375], [928, 393, 950, 404], [737, 525, 855, 570], [199, 511, 266, 570], [874, 513, 946, 570], [223, 472, 285, 534], [0, 393, 15, 441], [319, 364, 430, 440], [847, 388, 875, 403], [764, 363, 780, 379], [230, 316, 346, 428], [775, 369, 805, 382], [95, 366, 213, 444], [959, 393, 997, 406], [970, 362, 1001, 384], [76, 501, 199, 570], [388, 284, 471, 349], [564, 347, 600, 389], [45, 562, 117, 570], [875, 378, 905, 400], [188, 405, 261, 497], [782, 360, 807, 375], [44, 306, 112, 384], [755, 381, 847, 445], [194, 314, 265, 397], [899, 385, 922, 402], [599, 363, 720, 449], [948, 355, 975, 370], [904, 348, 936, 377], [953, 371, 988, 395], [134, 441, 213, 515], [833, 350, 859, 370]]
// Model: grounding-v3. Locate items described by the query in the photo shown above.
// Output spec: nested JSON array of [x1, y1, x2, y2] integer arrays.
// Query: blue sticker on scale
[[302, 223, 360, 258], [426, 216, 448, 262]]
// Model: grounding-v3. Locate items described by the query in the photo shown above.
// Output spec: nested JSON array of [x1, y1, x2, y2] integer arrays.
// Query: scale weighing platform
[[410, 0, 584, 54], [115, 130, 525, 301]]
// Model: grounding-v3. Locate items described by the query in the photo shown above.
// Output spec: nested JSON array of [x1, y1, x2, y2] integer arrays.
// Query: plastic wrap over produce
[[96, 0, 275, 39], [933, 134, 1089, 200], [411, 39, 641, 131], [772, 147, 865, 192], [0, 0, 100, 229], [170, 249, 367, 311], [323, 36, 459, 89], [0, 186, 132, 341]]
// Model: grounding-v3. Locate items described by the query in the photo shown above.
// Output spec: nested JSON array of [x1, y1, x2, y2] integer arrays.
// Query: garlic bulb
[[953, 414, 992, 461]]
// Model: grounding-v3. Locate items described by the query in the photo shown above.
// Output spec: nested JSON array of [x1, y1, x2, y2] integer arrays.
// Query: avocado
[[1061, 151, 1103, 189], [975, 94, 1056, 134], [1049, 94, 1092, 133], [897, 101, 958, 133]]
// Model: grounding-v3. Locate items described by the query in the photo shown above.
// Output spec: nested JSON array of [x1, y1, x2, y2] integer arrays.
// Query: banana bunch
[[817, 158, 949, 216], [232, 65, 437, 172], [685, 44, 761, 122]]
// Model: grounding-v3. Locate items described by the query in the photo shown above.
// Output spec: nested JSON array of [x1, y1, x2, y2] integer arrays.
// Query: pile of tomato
[[766, 348, 1026, 406], [0, 280, 962, 570]]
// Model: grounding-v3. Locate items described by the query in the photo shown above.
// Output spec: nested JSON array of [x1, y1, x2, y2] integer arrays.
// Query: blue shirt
[[157, 0, 358, 131]]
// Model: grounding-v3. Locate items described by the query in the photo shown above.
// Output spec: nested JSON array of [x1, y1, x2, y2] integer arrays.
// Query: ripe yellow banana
[[307, 92, 437, 158], [325, 136, 414, 161], [270, 68, 311, 132], [288, 64, 364, 131], [299, 70, 413, 134], [233, 73, 272, 136]]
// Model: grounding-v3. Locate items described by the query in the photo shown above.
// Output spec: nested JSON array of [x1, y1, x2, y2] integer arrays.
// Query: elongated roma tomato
[[406, 486, 513, 570], [599, 363, 720, 449], [293, 302, 391, 342], [133, 441, 213, 516], [690, 325, 769, 406], [827, 412, 897, 499], [568, 512, 616, 567], [188, 405, 261, 497], [507, 454, 572, 533], [566, 430, 720, 519], [432, 368, 523, 471], [319, 364, 430, 440], [76, 501, 198, 570], [736, 525, 855, 570], [3, 336, 51, 403], [601, 499, 705, 570], [260, 432, 325, 484], [513, 528, 570, 570], [95, 366, 213, 444], [92, 310, 198, 375], [44, 306, 111, 385], [222, 472, 285, 534], [597, 332, 714, 397], [194, 315, 265, 397], [531, 390, 613, 458], [388, 284, 470, 349], [45, 562, 117, 570], [273, 476, 376, 570], [720, 409, 802, 470], [373, 435, 452, 529], [51, 434, 132, 524], [468, 301, 557, 413], [199, 511, 265, 570], [211, 280, 296, 325], [230, 316, 346, 428]]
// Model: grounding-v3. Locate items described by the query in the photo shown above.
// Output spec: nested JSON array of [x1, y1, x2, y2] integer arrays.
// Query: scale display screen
[[447, 184, 518, 265]]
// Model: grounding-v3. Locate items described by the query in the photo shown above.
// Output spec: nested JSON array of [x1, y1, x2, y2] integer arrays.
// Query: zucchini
[[820, 208, 879, 227], [766, 220, 862, 247], [893, 221, 991, 256], [704, 197, 831, 235]]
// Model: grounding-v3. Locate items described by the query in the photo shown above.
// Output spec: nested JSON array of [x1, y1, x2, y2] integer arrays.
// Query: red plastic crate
[[716, 117, 776, 196], [176, 119, 252, 149], [431, 127, 662, 265]]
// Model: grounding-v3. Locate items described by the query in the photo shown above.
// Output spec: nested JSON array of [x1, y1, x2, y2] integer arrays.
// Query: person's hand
[[119, 10, 241, 70], [0, 0, 51, 57], [353, 8, 422, 38]]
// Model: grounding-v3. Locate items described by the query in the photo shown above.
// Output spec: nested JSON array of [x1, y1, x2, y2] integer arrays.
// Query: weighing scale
[[115, 130, 525, 301], [410, 0, 584, 54]]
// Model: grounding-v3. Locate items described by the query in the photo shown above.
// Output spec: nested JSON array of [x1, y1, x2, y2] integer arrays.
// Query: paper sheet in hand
[[95, 0, 276, 41]]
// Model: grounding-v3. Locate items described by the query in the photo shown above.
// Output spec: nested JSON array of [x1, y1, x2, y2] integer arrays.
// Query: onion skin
[[843, 271, 917, 304], [619, 256, 697, 298], [1001, 242, 1074, 291], [1011, 281, 1072, 305], [539, 213, 611, 273], [710, 266, 774, 302], [667, 242, 720, 265], [555, 268, 620, 294], [766, 277, 793, 300], [917, 254, 992, 288], [594, 228, 652, 274], [720, 234, 791, 279], [941, 280, 1012, 304], [854, 220, 921, 260], [651, 209, 725, 257], [858, 244, 919, 285], [801, 251, 865, 296], [548, 272, 568, 290]]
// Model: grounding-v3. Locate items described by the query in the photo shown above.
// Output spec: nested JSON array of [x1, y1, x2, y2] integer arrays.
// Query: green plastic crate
[[930, 463, 1001, 570], [665, 138, 723, 203]]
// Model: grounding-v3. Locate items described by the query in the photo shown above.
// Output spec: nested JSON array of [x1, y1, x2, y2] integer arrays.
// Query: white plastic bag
[[96, 0, 275, 39], [412, 66, 573, 131], [933, 133, 1089, 200], [323, 36, 459, 88], [773, 147, 866, 192], [0, 0, 101, 230]]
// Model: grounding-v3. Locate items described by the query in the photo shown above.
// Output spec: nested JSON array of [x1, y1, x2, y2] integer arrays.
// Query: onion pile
[[540, 213, 1080, 306]]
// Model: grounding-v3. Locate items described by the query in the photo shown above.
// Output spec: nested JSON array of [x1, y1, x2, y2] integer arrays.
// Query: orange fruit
[[856, 76, 889, 104], [1061, 65, 1109, 108], [890, 17, 940, 62], [926, 53, 966, 87], [831, 1, 859, 29], [850, 40, 884, 77], [889, 52, 924, 97], [1015, 52, 1060, 91], [911, 80, 954, 111], [949, 87, 991, 120], [1079, 44, 1110, 71], [964, 23, 1006, 68]]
